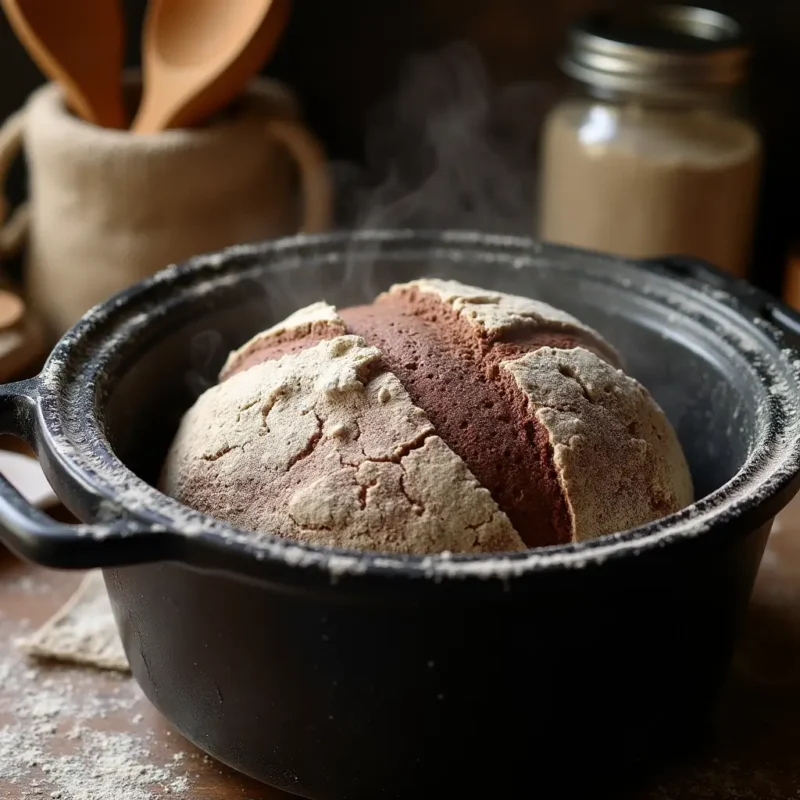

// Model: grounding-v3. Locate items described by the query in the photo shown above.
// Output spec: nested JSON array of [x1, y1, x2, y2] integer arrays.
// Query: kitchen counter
[[2, 496, 800, 799]]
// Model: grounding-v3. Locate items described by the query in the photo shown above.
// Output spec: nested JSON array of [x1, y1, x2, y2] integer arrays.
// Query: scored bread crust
[[161, 279, 693, 553], [387, 278, 622, 366], [502, 346, 693, 541], [162, 333, 524, 554]]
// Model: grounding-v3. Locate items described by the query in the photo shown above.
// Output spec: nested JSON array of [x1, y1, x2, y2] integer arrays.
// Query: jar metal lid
[[561, 5, 751, 98]]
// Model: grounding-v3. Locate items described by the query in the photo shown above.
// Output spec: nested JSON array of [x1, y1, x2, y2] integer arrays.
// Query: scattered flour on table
[[0, 644, 191, 798]]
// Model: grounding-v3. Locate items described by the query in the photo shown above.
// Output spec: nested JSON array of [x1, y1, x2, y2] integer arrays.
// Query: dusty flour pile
[[0, 626, 192, 798]]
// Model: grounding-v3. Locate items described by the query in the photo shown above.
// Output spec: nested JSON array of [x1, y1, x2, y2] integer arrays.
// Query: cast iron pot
[[2, 231, 800, 799]]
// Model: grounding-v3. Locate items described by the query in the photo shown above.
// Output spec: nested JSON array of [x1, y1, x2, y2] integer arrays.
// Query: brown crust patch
[[340, 289, 592, 547]]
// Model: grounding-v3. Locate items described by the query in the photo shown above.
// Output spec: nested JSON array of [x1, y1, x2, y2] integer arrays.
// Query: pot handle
[[0, 377, 178, 569]]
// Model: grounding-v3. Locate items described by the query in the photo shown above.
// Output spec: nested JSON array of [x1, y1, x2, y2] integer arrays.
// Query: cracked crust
[[502, 347, 693, 541], [288, 436, 521, 553], [342, 289, 576, 547], [162, 335, 524, 554], [165, 280, 693, 552]]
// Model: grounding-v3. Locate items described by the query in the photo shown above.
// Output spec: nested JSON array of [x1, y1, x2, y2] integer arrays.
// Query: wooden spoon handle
[[130, 68, 183, 134], [2, 0, 97, 124]]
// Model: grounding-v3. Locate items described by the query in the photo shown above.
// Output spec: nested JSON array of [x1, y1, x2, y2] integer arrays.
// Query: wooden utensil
[[1, 0, 126, 129], [132, 0, 291, 134]]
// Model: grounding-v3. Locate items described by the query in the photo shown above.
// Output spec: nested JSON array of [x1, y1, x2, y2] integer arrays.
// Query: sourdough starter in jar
[[540, 6, 762, 278]]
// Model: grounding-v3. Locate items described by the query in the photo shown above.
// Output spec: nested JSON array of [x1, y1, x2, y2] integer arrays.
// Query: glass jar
[[539, 6, 762, 279]]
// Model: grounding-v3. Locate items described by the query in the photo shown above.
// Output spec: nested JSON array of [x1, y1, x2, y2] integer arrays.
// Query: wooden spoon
[[1, 0, 126, 128], [132, 0, 291, 134]]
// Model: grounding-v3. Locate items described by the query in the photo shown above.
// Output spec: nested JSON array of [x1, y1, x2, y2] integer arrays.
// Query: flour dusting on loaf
[[163, 334, 523, 554], [161, 279, 693, 554]]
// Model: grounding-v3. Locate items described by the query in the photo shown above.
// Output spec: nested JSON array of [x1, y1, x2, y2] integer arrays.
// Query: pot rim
[[27, 230, 800, 581]]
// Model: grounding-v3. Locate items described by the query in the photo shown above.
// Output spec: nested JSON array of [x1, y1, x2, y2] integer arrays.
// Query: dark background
[[0, 0, 797, 295]]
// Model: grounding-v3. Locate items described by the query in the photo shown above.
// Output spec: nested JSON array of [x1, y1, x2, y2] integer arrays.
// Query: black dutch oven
[[2, 231, 800, 799]]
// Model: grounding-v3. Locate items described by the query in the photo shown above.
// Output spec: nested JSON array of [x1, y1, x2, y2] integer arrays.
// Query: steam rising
[[186, 42, 554, 395], [335, 40, 554, 301], [336, 41, 552, 234], [185, 329, 222, 396]]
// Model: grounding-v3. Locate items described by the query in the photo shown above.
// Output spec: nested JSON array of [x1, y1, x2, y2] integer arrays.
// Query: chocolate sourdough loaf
[[161, 279, 693, 554]]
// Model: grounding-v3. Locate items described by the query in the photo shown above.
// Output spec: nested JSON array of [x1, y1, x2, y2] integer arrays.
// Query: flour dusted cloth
[[19, 77, 331, 338], [19, 570, 129, 673]]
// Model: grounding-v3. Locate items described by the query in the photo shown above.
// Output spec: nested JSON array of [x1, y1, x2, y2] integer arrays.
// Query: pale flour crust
[[162, 335, 523, 554], [502, 346, 693, 541], [219, 301, 345, 380]]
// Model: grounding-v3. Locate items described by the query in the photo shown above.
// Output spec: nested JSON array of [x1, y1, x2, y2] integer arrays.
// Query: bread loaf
[[161, 279, 693, 554]]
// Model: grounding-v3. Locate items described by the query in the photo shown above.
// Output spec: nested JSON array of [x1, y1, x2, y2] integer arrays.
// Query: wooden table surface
[[3, 497, 800, 799]]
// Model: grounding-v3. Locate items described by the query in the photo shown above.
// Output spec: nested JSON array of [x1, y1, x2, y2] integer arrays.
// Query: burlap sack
[[0, 77, 332, 338]]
